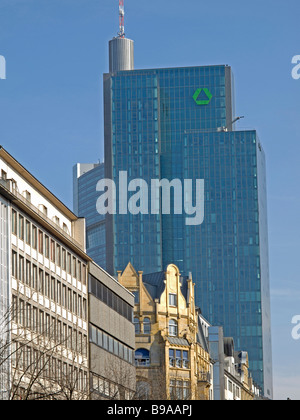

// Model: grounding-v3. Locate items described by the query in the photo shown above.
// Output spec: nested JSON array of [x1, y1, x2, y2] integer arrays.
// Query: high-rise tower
[[109, 0, 134, 73], [97, 3, 274, 397]]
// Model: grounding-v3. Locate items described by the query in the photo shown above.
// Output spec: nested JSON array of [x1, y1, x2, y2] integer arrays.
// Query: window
[[143, 318, 151, 334], [82, 264, 86, 285], [25, 220, 31, 245], [25, 260, 31, 286], [175, 350, 182, 368], [51, 277, 56, 301], [38, 269, 44, 294], [56, 245, 61, 267], [77, 261, 82, 282], [73, 257, 77, 278], [19, 299, 24, 326], [132, 291, 139, 305], [169, 293, 177, 306], [67, 253, 71, 274], [135, 349, 150, 366], [182, 351, 189, 368], [83, 299, 87, 320], [50, 240, 55, 263], [169, 349, 189, 369], [62, 285, 67, 307], [19, 215, 24, 240], [73, 292, 77, 314], [169, 349, 175, 367], [169, 319, 178, 337], [78, 295, 82, 318], [18, 256, 24, 282], [57, 281, 61, 305], [12, 251, 17, 277], [89, 275, 133, 322], [68, 288, 72, 311], [45, 235, 49, 259], [32, 265, 37, 290], [62, 249, 66, 271], [38, 230, 43, 254], [63, 223, 70, 235], [45, 273, 50, 298], [24, 190, 31, 202], [89, 324, 132, 364], [32, 226, 37, 249], [40, 205, 48, 216], [134, 317, 140, 334], [12, 210, 17, 235], [170, 379, 190, 400]]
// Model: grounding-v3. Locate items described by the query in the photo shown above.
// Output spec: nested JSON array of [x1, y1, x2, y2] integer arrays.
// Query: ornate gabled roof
[[142, 271, 166, 300], [142, 271, 189, 301]]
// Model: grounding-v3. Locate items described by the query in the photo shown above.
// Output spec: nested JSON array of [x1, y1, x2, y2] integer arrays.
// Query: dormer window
[[11, 179, 17, 190], [63, 223, 70, 235], [39, 204, 48, 216], [23, 190, 31, 202]]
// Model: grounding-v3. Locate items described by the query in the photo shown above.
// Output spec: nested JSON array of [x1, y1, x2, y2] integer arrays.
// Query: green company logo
[[193, 88, 213, 105]]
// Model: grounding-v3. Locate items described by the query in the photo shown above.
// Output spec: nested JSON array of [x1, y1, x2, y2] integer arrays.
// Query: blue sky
[[0, 0, 299, 400]]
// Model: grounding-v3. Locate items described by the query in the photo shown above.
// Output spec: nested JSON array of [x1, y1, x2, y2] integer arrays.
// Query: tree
[[0, 296, 89, 400]]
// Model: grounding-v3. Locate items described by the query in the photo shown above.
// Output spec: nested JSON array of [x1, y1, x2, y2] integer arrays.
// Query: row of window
[[133, 291, 177, 307], [11, 342, 88, 394], [169, 349, 189, 369], [133, 317, 178, 337], [12, 209, 86, 284], [12, 251, 87, 320], [12, 296, 88, 356], [89, 275, 133, 322], [89, 324, 134, 365], [169, 379, 191, 400], [225, 378, 240, 398], [91, 373, 133, 400], [134, 317, 151, 335]]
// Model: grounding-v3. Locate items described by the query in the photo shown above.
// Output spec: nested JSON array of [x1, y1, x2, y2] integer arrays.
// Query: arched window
[[134, 317, 140, 334], [143, 317, 151, 334], [135, 348, 150, 366], [169, 319, 178, 337]]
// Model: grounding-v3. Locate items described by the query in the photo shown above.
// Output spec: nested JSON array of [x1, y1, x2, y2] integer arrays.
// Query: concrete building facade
[[88, 261, 136, 399], [0, 146, 90, 399], [0, 147, 135, 400]]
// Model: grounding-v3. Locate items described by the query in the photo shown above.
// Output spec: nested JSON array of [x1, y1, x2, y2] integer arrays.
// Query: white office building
[[0, 146, 90, 400]]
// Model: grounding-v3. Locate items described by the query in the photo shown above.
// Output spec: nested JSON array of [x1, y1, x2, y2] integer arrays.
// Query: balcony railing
[[198, 371, 211, 383]]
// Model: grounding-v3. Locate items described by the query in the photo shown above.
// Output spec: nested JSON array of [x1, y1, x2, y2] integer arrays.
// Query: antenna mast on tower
[[118, 0, 125, 38]]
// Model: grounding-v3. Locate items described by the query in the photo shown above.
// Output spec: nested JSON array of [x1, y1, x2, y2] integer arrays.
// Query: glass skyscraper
[[103, 63, 273, 397], [73, 163, 106, 269]]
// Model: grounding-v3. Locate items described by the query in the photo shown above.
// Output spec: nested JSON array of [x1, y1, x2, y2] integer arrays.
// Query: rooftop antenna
[[118, 0, 125, 38]]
